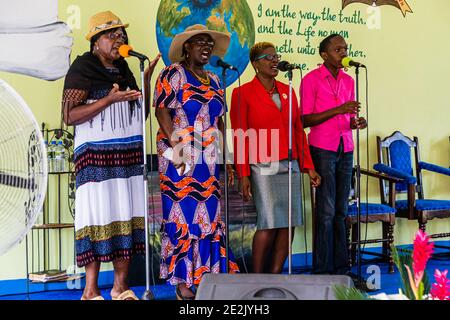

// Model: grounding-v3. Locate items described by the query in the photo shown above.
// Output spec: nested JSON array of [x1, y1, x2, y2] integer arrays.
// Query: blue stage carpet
[[1, 242, 448, 300]]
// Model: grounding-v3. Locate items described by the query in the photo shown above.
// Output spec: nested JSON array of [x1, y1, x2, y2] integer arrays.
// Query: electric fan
[[0, 79, 47, 255]]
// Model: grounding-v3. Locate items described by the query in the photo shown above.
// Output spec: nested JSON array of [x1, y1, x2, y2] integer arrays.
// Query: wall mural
[[342, 0, 413, 17], [156, 0, 255, 86]]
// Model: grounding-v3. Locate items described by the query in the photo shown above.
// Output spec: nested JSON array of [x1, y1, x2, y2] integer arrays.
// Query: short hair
[[249, 42, 275, 62], [319, 34, 341, 54]]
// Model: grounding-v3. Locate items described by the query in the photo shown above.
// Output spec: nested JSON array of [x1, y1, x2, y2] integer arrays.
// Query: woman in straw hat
[[153, 24, 239, 300], [62, 11, 160, 300], [230, 42, 321, 274]]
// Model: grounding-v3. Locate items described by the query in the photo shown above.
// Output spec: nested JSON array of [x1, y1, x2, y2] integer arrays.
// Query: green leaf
[[392, 246, 416, 300], [418, 282, 424, 300], [422, 269, 431, 295], [333, 285, 370, 300]]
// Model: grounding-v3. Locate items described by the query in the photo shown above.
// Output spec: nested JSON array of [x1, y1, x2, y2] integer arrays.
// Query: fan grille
[[0, 79, 47, 255]]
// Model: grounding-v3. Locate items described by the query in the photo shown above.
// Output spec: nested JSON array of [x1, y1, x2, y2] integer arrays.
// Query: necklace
[[266, 82, 277, 97], [186, 67, 210, 86], [256, 75, 277, 97]]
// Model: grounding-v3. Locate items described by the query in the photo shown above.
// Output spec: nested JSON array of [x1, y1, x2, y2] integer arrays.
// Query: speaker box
[[196, 274, 354, 300]]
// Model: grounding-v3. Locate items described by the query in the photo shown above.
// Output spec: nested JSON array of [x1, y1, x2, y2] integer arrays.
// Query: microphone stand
[[287, 69, 293, 275], [138, 57, 154, 300], [354, 65, 367, 289], [220, 67, 230, 272]]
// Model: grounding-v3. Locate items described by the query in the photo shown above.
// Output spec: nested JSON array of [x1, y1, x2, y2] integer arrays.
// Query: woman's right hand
[[107, 83, 142, 104], [238, 176, 252, 202], [172, 141, 187, 175]]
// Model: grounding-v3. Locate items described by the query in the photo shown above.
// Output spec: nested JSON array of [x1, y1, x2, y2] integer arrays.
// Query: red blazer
[[230, 76, 314, 178]]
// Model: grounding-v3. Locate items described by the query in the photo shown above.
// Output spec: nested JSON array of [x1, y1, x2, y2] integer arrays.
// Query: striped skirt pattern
[[74, 99, 145, 267]]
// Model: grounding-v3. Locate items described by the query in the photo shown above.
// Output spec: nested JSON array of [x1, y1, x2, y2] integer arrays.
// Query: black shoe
[[176, 286, 196, 300]]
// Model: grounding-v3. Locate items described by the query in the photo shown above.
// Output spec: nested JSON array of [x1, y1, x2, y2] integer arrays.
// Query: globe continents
[[156, 0, 255, 86]]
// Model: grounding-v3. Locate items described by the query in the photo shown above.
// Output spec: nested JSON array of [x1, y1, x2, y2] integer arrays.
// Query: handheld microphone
[[209, 55, 238, 71], [342, 57, 366, 68], [118, 44, 148, 60], [277, 61, 301, 72]]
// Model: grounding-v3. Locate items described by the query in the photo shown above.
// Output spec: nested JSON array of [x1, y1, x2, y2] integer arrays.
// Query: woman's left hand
[[226, 164, 235, 187], [308, 169, 321, 187], [144, 53, 162, 79]]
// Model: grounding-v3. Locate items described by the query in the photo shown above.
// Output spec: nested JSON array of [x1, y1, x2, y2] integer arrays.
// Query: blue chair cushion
[[390, 140, 414, 175], [373, 163, 417, 185], [348, 203, 396, 216], [419, 161, 450, 176], [396, 199, 450, 211]]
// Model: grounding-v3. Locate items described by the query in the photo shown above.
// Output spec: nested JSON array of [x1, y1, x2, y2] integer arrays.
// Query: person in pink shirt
[[300, 34, 367, 275]]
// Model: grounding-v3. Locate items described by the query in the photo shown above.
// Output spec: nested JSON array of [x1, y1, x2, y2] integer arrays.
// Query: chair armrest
[[419, 161, 450, 176], [373, 163, 417, 184], [360, 168, 403, 183]]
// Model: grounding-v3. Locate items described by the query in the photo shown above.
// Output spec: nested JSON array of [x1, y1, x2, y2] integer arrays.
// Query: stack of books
[[28, 269, 68, 283]]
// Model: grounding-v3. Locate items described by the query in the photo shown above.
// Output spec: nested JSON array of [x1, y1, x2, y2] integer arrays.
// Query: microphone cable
[[236, 71, 249, 274], [298, 67, 311, 272], [147, 93, 157, 291], [362, 67, 370, 257]]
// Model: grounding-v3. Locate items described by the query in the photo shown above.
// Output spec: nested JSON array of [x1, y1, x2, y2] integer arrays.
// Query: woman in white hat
[[153, 24, 239, 300], [62, 11, 160, 300]]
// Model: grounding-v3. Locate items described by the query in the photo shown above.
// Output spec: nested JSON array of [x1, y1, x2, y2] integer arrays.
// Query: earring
[[95, 46, 99, 51]]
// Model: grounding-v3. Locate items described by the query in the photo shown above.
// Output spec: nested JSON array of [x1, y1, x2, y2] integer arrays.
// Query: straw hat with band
[[168, 24, 230, 63], [86, 11, 129, 41]]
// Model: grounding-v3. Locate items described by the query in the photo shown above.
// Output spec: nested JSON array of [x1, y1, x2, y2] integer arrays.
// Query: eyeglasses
[[255, 53, 282, 62], [105, 32, 128, 42], [190, 39, 215, 48]]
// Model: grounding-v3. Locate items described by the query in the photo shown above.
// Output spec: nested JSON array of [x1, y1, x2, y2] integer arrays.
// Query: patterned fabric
[[69, 66, 145, 267], [154, 63, 239, 288], [76, 218, 145, 266]]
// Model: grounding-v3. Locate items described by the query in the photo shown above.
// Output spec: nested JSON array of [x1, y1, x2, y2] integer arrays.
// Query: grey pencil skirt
[[250, 159, 303, 230]]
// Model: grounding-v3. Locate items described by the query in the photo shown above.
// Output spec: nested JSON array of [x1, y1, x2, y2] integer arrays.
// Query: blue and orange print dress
[[153, 63, 239, 287]]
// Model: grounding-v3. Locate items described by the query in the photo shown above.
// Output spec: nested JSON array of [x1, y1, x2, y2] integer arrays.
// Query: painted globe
[[156, 0, 255, 86]]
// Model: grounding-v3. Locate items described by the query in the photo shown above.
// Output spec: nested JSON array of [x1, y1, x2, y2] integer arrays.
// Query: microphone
[[342, 57, 366, 68], [118, 44, 148, 60], [277, 61, 301, 71], [209, 55, 238, 71]]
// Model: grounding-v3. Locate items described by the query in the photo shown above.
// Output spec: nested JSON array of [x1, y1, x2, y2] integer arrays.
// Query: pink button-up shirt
[[300, 64, 355, 153]]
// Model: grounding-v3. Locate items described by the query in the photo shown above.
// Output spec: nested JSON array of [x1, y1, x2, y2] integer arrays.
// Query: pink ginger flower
[[412, 230, 434, 285], [430, 269, 450, 300]]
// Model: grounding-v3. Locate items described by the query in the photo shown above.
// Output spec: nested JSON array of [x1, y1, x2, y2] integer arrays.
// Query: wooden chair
[[375, 131, 450, 246]]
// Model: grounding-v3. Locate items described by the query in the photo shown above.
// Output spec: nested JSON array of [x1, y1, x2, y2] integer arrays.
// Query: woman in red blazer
[[230, 42, 321, 273]]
